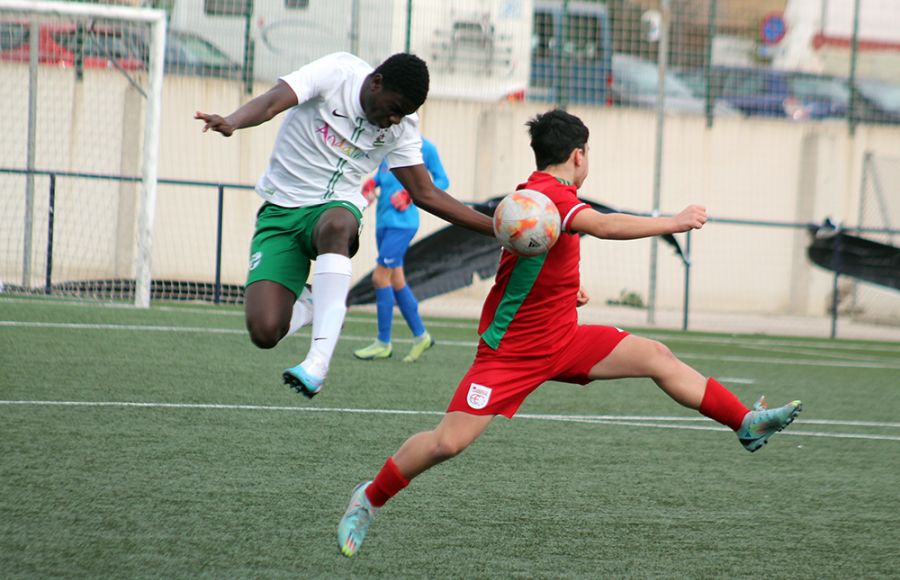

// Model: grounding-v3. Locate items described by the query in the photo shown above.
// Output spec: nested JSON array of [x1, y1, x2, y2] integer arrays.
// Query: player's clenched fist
[[673, 204, 708, 232], [195, 111, 236, 137]]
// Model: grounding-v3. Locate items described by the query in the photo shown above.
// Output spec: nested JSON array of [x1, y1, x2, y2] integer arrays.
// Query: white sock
[[303, 253, 352, 376], [285, 292, 313, 338]]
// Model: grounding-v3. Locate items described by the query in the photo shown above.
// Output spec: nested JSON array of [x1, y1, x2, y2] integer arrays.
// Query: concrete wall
[[2, 66, 899, 318]]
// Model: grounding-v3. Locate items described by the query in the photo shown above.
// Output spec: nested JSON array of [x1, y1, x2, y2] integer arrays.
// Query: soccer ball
[[493, 189, 561, 257]]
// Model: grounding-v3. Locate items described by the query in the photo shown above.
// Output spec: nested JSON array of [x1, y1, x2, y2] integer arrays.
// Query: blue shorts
[[376, 227, 417, 268]]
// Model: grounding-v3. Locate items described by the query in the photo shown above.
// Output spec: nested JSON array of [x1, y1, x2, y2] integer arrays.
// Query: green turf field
[[2, 297, 899, 578]]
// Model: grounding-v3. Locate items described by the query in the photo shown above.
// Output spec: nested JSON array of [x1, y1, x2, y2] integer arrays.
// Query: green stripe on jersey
[[351, 117, 365, 141], [325, 158, 348, 199], [480, 253, 548, 349]]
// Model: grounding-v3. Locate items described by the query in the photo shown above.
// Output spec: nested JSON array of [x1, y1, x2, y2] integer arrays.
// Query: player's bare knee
[[644, 339, 681, 376], [247, 321, 285, 349], [313, 212, 358, 255], [648, 339, 676, 361]]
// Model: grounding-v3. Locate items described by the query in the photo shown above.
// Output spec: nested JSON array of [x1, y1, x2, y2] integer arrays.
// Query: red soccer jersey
[[478, 171, 591, 355]]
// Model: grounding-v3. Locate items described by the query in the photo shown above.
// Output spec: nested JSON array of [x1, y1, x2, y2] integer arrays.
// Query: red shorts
[[447, 325, 629, 418]]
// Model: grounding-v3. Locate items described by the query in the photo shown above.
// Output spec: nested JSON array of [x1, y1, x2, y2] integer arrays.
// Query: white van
[[774, 0, 900, 83], [166, 0, 532, 100], [167, 0, 396, 83]]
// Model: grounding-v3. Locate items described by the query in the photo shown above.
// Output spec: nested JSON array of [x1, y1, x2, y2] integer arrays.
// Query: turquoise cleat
[[338, 481, 378, 558], [282, 363, 324, 399], [736, 397, 803, 452]]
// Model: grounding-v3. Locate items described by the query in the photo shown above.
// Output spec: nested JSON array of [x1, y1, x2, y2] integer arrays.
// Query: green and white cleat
[[736, 397, 803, 452], [353, 340, 392, 360], [338, 481, 378, 558], [402, 332, 434, 363]]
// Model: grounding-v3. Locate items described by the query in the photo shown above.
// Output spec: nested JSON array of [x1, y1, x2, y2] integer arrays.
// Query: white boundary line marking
[[0, 320, 245, 334], [2, 400, 898, 442], [649, 333, 900, 354], [677, 353, 900, 369], [3, 320, 899, 369], [739, 343, 891, 363], [3, 296, 900, 352]]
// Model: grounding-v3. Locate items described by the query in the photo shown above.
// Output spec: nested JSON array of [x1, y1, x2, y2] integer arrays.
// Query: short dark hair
[[526, 109, 589, 170], [374, 53, 430, 110]]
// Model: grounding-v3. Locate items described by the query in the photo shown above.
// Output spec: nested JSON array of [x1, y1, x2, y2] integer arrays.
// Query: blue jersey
[[373, 138, 449, 230]]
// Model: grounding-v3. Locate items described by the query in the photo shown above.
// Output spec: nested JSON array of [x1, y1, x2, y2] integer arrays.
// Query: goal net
[[0, 0, 164, 307]]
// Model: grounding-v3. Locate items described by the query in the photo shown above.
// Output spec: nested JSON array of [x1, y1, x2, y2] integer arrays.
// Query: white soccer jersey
[[256, 52, 424, 209]]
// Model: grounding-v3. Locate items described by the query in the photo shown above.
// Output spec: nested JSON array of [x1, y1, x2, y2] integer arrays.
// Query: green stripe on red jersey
[[480, 253, 548, 350]]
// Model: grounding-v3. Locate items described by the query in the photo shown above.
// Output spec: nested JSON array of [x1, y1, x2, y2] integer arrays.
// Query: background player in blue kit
[[354, 138, 448, 362]]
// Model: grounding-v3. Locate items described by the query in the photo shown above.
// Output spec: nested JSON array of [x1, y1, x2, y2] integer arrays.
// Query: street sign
[[760, 12, 787, 45]]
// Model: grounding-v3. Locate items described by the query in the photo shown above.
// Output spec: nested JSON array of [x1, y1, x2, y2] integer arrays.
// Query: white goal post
[[0, 0, 165, 307]]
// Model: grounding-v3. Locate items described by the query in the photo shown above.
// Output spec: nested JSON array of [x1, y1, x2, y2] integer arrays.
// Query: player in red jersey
[[337, 109, 803, 557]]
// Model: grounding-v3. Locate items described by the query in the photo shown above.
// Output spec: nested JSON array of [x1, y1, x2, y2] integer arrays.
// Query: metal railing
[[3, 167, 898, 337], [0, 167, 254, 304]]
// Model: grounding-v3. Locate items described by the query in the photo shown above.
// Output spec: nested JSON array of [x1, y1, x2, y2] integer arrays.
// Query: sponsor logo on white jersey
[[467, 383, 492, 410]]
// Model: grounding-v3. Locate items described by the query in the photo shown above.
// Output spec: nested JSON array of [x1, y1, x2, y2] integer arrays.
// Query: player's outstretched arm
[[392, 164, 494, 236], [570, 204, 707, 240], [194, 80, 299, 137]]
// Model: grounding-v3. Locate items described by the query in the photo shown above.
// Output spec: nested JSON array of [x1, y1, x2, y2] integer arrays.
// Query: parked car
[[852, 78, 900, 125], [529, 0, 613, 105], [0, 21, 144, 71], [789, 73, 900, 125], [677, 66, 848, 120], [1, 22, 241, 80], [783, 71, 850, 120], [149, 29, 242, 79], [610, 54, 738, 115]]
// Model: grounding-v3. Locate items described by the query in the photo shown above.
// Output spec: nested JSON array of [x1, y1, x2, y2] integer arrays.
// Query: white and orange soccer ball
[[492, 189, 561, 257]]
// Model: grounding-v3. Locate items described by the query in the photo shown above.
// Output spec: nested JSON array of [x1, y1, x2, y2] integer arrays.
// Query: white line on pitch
[[2, 400, 898, 442], [739, 343, 890, 364], [4, 297, 900, 353], [537, 417, 900, 442], [3, 320, 899, 369]]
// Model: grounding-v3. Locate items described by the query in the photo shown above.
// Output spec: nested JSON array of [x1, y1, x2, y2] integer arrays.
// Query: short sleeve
[[279, 53, 347, 105], [384, 117, 424, 169], [528, 178, 589, 234], [557, 197, 590, 233]]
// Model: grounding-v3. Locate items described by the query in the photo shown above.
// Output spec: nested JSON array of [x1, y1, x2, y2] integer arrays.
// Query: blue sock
[[375, 286, 394, 343], [394, 285, 426, 338]]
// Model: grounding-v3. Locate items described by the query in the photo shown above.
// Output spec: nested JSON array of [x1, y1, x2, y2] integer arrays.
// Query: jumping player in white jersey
[[195, 52, 493, 398]]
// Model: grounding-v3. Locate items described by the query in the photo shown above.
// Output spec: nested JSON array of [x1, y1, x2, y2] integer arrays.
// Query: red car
[[0, 21, 144, 70]]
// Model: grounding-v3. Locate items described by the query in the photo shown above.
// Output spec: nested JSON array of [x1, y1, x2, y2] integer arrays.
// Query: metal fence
[[0, 167, 253, 304], [106, 0, 900, 126], [2, 166, 898, 339]]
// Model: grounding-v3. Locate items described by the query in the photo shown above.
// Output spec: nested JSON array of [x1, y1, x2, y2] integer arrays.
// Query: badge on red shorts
[[467, 383, 492, 410]]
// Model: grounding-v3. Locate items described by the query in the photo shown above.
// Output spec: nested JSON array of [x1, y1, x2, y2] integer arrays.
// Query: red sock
[[699, 377, 750, 431], [365, 457, 409, 508]]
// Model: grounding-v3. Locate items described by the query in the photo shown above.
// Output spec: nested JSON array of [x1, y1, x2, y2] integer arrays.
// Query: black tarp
[[807, 223, 900, 291], [347, 196, 686, 305]]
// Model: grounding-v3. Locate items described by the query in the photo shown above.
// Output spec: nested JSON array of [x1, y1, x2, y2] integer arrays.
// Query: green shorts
[[246, 201, 363, 297]]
